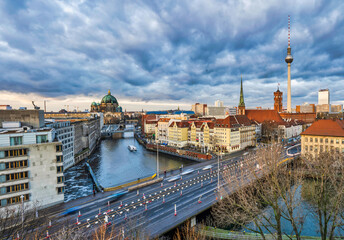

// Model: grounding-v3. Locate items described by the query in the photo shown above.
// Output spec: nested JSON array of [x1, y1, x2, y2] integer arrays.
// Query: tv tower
[[285, 15, 293, 112]]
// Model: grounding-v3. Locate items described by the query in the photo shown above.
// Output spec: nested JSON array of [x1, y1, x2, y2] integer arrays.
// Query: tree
[[172, 220, 206, 240], [212, 143, 305, 240], [0, 201, 49, 239], [302, 152, 344, 239]]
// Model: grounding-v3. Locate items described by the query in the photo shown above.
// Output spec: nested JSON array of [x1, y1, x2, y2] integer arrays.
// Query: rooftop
[[245, 109, 284, 124], [301, 119, 344, 137]]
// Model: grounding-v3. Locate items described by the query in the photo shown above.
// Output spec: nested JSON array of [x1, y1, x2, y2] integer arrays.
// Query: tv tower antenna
[[285, 15, 293, 113], [288, 15, 291, 47]]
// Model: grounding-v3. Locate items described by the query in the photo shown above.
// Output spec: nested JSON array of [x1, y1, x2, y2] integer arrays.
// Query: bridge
[[101, 124, 139, 138], [6, 146, 300, 239]]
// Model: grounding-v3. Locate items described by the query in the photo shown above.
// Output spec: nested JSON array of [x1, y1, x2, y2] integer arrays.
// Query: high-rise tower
[[238, 75, 245, 115], [285, 15, 293, 112]]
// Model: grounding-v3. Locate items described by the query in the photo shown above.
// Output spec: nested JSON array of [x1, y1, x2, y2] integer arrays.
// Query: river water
[[64, 132, 192, 202]]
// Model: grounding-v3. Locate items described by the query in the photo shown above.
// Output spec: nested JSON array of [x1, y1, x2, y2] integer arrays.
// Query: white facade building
[[215, 100, 224, 107], [47, 122, 75, 170], [318, 89, 330, 105], [0, 128, 64, 210]]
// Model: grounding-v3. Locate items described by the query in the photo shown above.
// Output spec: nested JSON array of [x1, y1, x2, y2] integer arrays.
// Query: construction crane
[[32, 101, 40, 110]]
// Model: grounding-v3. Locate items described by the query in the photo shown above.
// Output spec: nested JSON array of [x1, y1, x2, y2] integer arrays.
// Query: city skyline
[[1, 1, 344, 111]]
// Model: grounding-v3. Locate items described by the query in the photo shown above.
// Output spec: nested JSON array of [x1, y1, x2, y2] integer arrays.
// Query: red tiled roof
[[214, 115, 251, 128], [245, 110, 284, 124], [159, 118, 170, 122], [146, 120, 158, 124], [301, 119, 344, 137], [232, 115, 252, 126], [169, 121, 189, 128]]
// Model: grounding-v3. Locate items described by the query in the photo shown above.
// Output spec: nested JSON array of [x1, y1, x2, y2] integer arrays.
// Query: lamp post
[[157, 140, 159, 179], [20, 194, 24, 232], [217, 154, 220, 191]]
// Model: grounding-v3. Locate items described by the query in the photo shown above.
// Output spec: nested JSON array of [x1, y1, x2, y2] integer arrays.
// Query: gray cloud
[[0, 0, 343, 108]]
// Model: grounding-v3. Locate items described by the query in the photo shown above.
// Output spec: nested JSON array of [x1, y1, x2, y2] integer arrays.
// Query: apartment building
[[156, 118, 172, 144], [168, 121, 189, 148], [301, 119, 344, 157]]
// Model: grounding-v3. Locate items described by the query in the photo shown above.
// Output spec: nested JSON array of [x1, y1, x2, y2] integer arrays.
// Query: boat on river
[[128, 145, 137, 151]]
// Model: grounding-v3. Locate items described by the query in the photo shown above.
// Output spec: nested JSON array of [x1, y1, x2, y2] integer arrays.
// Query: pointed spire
[[239, 75, 245, 107]]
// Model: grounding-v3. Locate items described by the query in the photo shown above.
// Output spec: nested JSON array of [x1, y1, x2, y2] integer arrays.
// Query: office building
[[46, 121, 75, 170], [318, 89, 330, 105], [215, 100, 224, 107], [0, 127, 64, 210]]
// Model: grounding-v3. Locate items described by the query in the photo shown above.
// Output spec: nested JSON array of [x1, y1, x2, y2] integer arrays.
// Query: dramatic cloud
[[0, 0, 343, 110]]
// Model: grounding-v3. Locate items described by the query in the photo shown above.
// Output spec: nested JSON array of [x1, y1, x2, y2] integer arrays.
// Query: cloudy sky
[[0, 0, 343, 111]]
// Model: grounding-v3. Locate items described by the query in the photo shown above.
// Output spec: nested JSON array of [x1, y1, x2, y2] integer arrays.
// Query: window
[[7, 194, 29, 205], [336, 139, 339, 144], [57, 176, 64, 183], [305, 146, 308, 151], [325, 138, 328, 143], [310, 138, 313, 142], [4, 160, 28, 170], [57, 166, 63, 173], [342, 140, 344, 144], [331, 139, 334, 144], [56, 145, 62, 152], [6, 172, 28, 182], [5, 183, 29, 194], [57, 187, 64, 194], [305, 137, 308, 142], [320, 138, 323, 143], [0, 149, 27, 158], [56, 156, 63, 163], [315, 138, 318, 143], [36, 135, 48, 144], [310, 146, 313, 151], [0, 199, 7, 207], [10, 137, 23, 146], [342, 148, 344, 153]]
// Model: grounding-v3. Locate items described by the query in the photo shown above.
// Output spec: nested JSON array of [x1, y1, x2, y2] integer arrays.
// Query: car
[[202, 165, 212, 171], [181, 168, 194, 176], [59, 206, 82, 216], [167, 175, 181, 182]]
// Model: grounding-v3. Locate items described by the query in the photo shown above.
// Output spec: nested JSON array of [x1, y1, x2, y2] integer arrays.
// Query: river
[[64, 132, 193, 202]]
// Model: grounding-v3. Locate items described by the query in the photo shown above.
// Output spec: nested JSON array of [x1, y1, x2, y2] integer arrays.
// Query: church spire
[[238, 75, 246, 115], [239, 75, 245, 107]]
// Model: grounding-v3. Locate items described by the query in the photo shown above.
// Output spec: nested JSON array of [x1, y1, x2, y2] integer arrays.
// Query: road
[[9, 142, 299, 239]]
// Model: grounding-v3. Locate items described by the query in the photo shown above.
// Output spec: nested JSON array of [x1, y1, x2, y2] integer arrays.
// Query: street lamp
[[20, 194, 24, 232], [157, 140, 159, 179], [217, 154, 220, 191]]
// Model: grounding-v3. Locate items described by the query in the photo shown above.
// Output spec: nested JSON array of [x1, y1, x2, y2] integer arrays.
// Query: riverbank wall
[[135, 133, 214, 162]]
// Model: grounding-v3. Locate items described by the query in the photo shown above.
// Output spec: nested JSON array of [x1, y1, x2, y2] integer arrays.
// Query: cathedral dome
[[101, 90, 118, 104], [91, 102, 97, 106]]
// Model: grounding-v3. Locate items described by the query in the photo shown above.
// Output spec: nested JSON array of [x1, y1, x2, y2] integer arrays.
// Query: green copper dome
[[101, 90, 118, 104], [91, 102, 97, 106]]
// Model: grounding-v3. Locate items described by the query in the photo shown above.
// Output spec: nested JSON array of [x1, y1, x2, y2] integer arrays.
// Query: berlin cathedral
[[91, 90, 123, 124]]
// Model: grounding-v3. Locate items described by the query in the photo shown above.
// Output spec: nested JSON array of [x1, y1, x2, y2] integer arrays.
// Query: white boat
[[128, 145, 137, 151]]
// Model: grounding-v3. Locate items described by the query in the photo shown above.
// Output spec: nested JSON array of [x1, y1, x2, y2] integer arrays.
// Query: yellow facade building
[[301, 119, 344, 157], [168, 121, 189, 148]]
